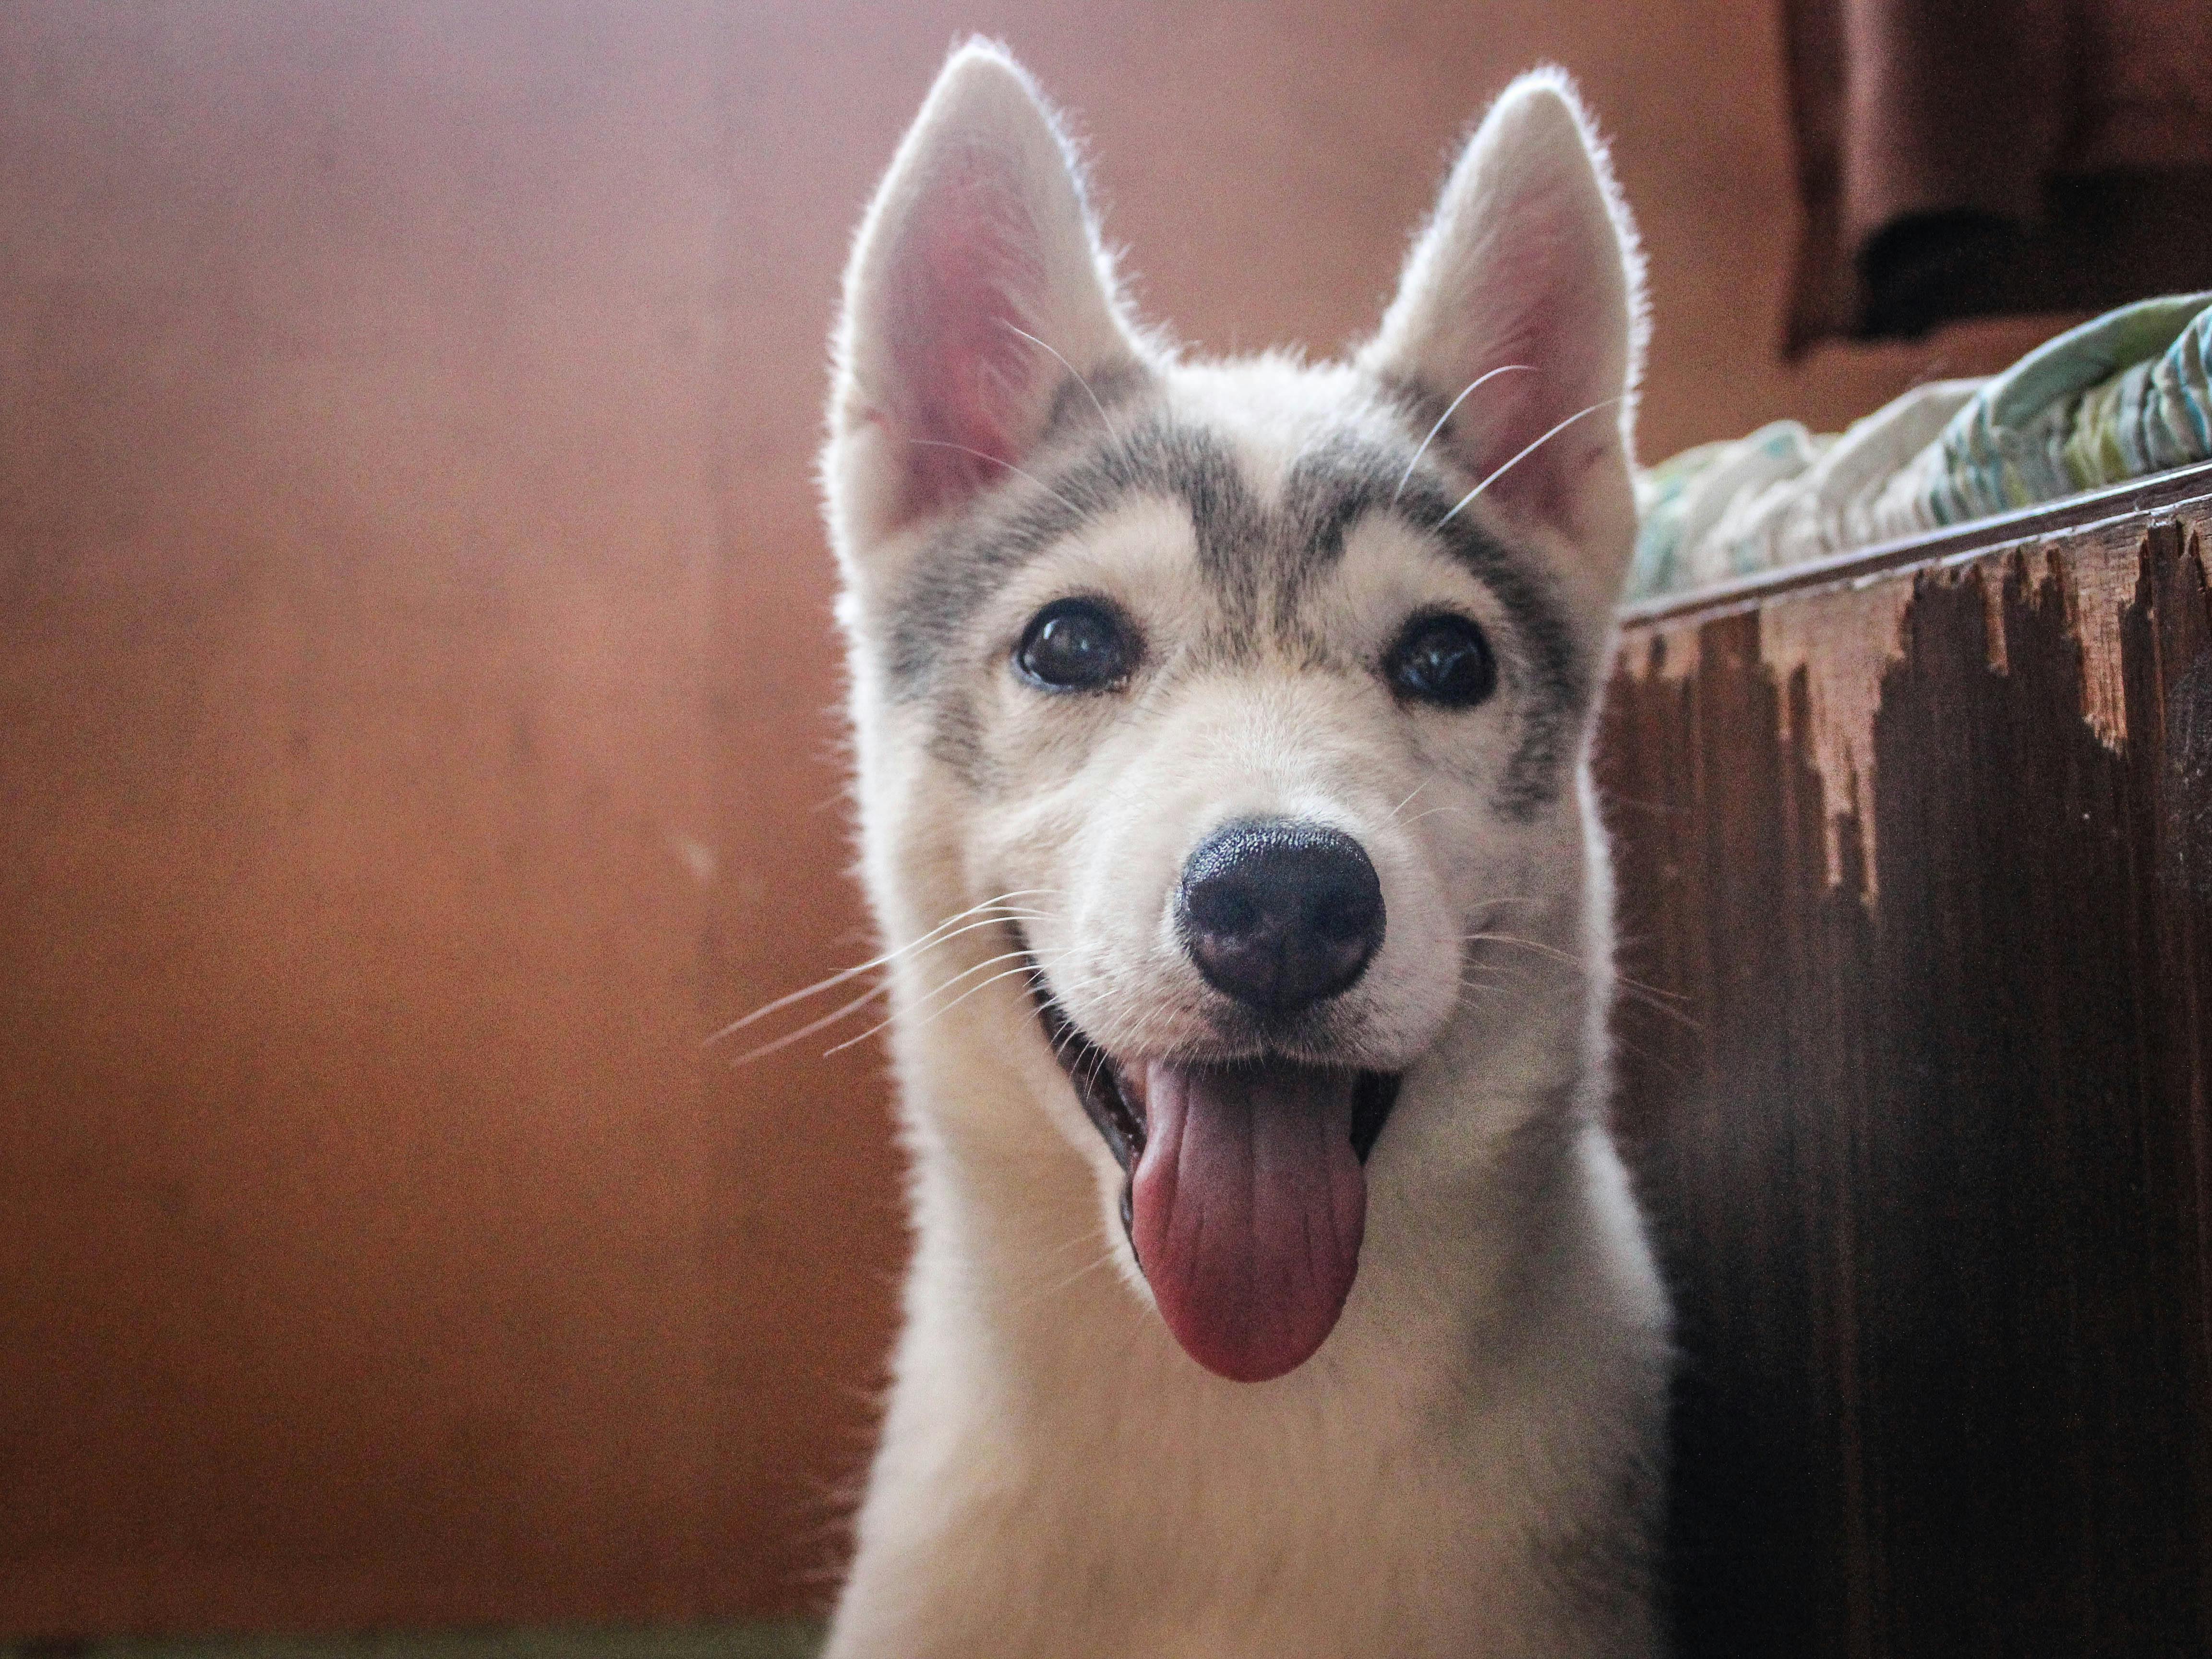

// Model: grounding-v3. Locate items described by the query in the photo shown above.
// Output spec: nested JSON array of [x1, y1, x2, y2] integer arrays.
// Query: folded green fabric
[[1630, 292, 2212, 603], [1889, 291, 2212, 528]]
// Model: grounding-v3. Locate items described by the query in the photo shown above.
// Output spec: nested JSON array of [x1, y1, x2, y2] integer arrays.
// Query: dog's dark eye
[[1386, 613, 1497, 708], [1015, 598, 1134, 692]]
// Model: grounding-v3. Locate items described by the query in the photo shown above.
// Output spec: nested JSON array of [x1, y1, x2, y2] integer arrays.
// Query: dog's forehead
[[880, 358, 1589, 817], [884, 367, 1421, 670], [1157, 356, 1405, 491]]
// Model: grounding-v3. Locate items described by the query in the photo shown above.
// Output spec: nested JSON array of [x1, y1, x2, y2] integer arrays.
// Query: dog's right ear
[[826, 42, 1141, 562], [1357, 72, 1643, 610]]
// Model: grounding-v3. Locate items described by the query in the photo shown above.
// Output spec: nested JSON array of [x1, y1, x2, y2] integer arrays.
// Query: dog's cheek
[[961, 774, 1086, 922], [1056, 761, 1196, 1045], [1342, 720, 1495, 1027], [1354, 831, 1465, 1059], [948, 678, 1120, 880]]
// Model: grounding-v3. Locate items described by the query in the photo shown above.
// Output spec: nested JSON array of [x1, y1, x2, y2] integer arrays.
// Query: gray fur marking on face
[[887, 409, 1586, 817], [1281, 436, 1588, 817], [885, 414, 1251, 699]]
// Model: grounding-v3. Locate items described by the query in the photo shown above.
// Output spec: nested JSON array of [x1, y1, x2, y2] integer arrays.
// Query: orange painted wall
[[0, 1, 2062, 1638]]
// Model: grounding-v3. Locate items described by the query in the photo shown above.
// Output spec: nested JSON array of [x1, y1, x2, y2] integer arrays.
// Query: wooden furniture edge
[[1618, 458, 2212, 631]]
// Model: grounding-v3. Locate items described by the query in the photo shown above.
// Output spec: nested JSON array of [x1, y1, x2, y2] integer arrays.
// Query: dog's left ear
[[1360, 72, 1644, 597], [826, 42, 1143, 565]]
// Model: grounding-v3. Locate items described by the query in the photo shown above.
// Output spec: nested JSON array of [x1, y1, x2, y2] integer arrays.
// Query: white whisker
[[1392, 363, 1534, 505], [998, 320, 1122, 445], [822, 961, 1037, 1059], [1013, 1238, 1127, 1311], [723, 982, 896, 1069], [823, 950, 1077, 1059], [1462, 930, 1584, 967], [1615, 987, 1702, 1030], [1436, 397, 1623, 529], [1464, 929, 1700, 1029], [705, 890, 1058, 1046], [907, 438, 1085, 516], [1386, 780, 1431, 822]]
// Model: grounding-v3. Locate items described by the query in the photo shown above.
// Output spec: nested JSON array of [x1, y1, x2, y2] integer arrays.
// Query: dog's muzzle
[[1015, 823, 1403, 1387]]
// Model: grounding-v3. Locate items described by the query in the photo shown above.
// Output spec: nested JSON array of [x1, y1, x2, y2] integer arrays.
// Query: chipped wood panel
[[1598, 492, 2212, 1654]]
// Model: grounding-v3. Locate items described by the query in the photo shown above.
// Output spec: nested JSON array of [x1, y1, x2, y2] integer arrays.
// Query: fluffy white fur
[[818, 42, 1668, 1658]]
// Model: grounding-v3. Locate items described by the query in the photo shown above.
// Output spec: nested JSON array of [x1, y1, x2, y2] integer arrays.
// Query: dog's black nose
[[1176, 819, 1385, 1015]]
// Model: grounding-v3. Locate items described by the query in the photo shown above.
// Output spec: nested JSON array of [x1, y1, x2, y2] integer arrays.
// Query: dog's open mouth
[[1029, 963, 1401, 1384]]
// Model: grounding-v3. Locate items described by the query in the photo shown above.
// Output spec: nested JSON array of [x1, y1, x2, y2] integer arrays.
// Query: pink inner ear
[[1455, 252, 1619, 531], [881, 149, 1048, 522], [1422, 136, 1627, 535], [1463, 334, 1613, 531]]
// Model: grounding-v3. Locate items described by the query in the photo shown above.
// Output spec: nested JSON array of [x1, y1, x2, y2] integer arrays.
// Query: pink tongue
[[1130, 1059, 1366, 1383]]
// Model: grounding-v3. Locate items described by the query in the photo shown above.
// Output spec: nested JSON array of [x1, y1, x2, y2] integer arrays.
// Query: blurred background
[[0, 0, 2119, 1643]]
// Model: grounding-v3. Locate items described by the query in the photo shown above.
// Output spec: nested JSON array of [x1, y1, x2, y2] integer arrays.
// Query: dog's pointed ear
[[1360, 72, 1643, 581], [827, 42, 1141, 557]]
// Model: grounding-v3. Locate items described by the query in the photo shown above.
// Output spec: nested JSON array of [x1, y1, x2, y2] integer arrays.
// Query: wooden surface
[[1599, 488, 2212, 1653], [0, 0, 2092, 1641]]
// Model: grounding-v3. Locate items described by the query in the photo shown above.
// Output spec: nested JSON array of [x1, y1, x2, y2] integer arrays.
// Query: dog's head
[[823, 44, 1642, 1384]]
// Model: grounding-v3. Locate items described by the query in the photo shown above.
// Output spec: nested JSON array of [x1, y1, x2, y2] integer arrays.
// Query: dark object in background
[[1783, 0, 2212, 349]]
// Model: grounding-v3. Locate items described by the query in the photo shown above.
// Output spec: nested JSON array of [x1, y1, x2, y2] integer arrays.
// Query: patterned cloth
[[1630, 292, 2212, 602]]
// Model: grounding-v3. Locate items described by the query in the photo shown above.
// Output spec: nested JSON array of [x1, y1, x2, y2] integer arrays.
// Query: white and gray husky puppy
[[815, 39, 1668, 1659]]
